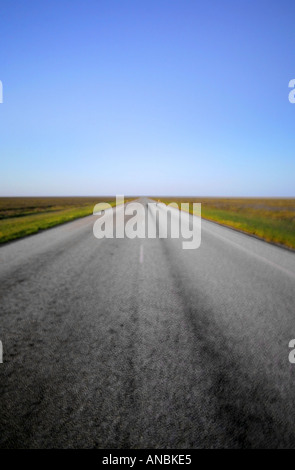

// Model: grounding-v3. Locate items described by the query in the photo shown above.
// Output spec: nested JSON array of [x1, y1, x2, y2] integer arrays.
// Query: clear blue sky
[[0, 0, 294, 196]]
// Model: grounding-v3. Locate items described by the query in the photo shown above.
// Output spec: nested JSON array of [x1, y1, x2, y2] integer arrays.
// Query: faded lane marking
[[140, 244, 144, 264], [203, 224, 295, 280]]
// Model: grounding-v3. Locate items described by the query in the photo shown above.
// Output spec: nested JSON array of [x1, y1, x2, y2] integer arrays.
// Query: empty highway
[[0, 198, 295, 448]]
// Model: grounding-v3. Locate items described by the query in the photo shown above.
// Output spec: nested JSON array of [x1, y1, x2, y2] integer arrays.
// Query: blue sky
[[0, 0, 294, 196]]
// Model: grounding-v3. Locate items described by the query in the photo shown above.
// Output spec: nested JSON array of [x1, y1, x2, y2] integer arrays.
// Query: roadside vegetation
[[0, 197, 117, 244], [158, 197, 295, 250], [2, 196, 294, 250]]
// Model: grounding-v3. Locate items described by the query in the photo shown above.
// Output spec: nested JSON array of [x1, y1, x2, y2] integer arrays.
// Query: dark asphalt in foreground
[[1, 198, 295, 448]]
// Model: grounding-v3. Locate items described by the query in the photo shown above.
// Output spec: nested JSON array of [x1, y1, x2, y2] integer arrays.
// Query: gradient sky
[[0, 0, 294, 196]]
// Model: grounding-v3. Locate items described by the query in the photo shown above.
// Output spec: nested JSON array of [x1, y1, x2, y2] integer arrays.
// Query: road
[[0, 198, 295, 448]]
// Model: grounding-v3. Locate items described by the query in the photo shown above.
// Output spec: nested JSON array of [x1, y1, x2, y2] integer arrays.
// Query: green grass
[[2, 196, 294, 250], [0, 197, 118, 244], [157, 197, 295, 250]]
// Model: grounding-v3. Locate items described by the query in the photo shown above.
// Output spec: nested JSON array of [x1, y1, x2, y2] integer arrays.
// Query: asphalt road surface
[[1, 198, 295, 449]]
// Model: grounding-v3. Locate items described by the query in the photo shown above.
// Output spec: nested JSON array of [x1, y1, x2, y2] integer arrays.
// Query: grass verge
[[0, 197, 118, 244], [158, 197, 295, 250]]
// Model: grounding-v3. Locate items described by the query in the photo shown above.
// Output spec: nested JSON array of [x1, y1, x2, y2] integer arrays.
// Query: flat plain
[[1, 198, 295, 448], [159, 197, 295, 250], [0, 197, 115, 244], [1, 197, 295, 250]]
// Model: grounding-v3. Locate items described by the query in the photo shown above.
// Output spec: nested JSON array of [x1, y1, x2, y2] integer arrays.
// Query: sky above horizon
[[0, 0, 294, 197]]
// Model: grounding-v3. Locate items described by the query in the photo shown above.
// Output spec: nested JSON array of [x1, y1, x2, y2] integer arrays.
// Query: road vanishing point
[[1, 198, 295, 448]]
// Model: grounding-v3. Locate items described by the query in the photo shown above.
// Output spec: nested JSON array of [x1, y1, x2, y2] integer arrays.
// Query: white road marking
[[140, 244, 144, 264], [202, 223, 295, 280]]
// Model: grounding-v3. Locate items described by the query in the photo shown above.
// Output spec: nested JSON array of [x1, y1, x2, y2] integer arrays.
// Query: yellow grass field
[[1, 196, 294, 250], [0, 197, 116, 244], [158, 197, 295, 250]]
